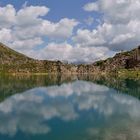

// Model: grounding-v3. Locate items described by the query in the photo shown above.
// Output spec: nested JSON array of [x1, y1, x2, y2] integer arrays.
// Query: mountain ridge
[[77, 46, 140, 74], [0, 42, 140, 75], [0, 42, 77, 74]]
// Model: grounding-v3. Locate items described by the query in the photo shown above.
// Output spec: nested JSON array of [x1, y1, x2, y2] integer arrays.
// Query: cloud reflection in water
[[0, 80, 140, 139]]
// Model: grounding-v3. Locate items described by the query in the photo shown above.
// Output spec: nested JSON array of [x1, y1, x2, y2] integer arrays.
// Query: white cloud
[[0, 4, 16, 28], [11, 37, 43, 50], [73, 28, 106, 46], [16, 5, 49, 27], [83, 2, 99, 12], [99, 0, 140, 24], [24, 42, 111, 63], [110, 33, 135, 45], [77, 0, 140, 51], [0, 28, 13, 43], [0, 5, 78, 51], [40, 18, 78, 39], [0, 1, 140, 63]]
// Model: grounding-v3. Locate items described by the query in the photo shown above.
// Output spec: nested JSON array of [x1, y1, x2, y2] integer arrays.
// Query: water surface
[[0, 75, 140, 140]]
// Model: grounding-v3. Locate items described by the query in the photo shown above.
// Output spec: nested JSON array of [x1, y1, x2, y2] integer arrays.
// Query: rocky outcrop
[[77, 46, 140, 74], [0, 42, 140, 74], [0, 43, 77, 74]]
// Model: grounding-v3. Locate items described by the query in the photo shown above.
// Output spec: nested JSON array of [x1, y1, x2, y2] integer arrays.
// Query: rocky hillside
[[0, 43, 77, 74], [0, 42, 140, 74], [77, 46, 140, 74]]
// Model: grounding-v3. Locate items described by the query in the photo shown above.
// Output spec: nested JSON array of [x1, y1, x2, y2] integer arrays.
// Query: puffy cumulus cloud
[[83, 2, 99, 12], [11, 37, 43, 50], [99, 0, 140, 24], [0, 4, 106, 63], [0, 4, 49, 28], [0, 4, 78, 50], [1, 0, 140, 63], [80, 0, 140, 51], [11, 18, 78, 41], [73, 29, 106, 46], [16, 5, 49, 27], [40, 18, 78, 39], [0, 4, 16, 28], [24, 42, 111, 63], [0, 28, 13, 43]]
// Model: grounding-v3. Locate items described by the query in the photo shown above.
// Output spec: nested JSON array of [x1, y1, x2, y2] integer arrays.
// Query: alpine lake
[[0, 74, 140, 140]]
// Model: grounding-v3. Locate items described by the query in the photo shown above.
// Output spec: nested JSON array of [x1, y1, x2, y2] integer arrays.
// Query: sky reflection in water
[[0, 79, 140, 140]]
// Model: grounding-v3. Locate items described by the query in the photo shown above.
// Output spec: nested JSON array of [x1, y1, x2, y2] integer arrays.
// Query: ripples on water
[[0, 74, 140, 140]]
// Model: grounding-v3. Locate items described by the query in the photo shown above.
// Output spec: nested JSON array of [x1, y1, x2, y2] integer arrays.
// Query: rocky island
[[0, 42, 140, 76]]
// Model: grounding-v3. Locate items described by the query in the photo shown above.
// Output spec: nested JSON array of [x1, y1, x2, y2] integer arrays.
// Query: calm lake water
[[0, 74, 140, 140]]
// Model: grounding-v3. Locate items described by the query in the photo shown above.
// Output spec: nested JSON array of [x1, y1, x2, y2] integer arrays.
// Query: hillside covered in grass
[[0, 43, 77, 74], [0, 42, 140, 75], [77, 46, 140, 75]]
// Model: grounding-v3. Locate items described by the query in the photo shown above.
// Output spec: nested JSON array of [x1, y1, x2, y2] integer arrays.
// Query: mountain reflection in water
[[0, 74, 140, 140]]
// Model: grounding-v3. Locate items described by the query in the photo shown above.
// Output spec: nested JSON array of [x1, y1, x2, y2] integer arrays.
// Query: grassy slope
[[0, 43, 77, 74], [0, 42, 140, 76]]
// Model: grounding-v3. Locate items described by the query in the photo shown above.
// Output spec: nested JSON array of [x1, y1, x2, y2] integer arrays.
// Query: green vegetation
[[118, 69, 140, 79], [95, 60, 105, 66], [0, 42, 77, 74], [0, 42, 140, 77]]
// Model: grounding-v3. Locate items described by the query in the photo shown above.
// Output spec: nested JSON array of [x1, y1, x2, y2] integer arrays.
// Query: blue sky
[[0, 0, 100, 29], [1, 0, 95, 21], [0, 0, 140, 63]]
